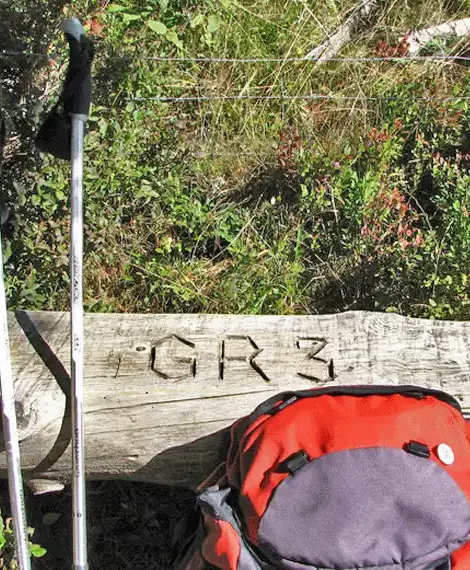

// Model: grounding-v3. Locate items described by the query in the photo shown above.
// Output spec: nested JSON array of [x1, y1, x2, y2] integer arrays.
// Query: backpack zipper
[[248, 385, 462, 427]]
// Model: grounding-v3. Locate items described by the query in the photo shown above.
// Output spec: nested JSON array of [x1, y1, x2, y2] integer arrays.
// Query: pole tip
[[61, 18, 85, 42]]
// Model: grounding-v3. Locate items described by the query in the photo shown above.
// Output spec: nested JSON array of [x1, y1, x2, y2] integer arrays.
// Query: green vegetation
[[2, 0, 470, 318], [0, 511, 46, 568]]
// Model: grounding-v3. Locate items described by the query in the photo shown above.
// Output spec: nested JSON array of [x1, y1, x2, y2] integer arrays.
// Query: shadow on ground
[[0, 479, 195, 570], [230, 163, 302, 208]]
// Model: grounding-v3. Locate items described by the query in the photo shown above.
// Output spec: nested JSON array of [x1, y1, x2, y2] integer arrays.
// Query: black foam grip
[[62, 34, 95, 116], [35, 34, 94, 159]]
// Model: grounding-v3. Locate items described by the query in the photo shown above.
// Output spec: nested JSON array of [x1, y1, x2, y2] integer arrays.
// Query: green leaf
[[165, 29, 183, 49], [107, 3, 127, 12], [147, 20, 168, 35], [122, 13, 141, 23], [207, 15, 220, 33], [29, 544, 47, 558], [0, 515, 5, 550], [190, 14, 205, 29]]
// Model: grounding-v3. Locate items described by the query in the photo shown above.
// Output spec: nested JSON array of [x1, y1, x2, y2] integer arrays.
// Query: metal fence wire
[[1, 49, 470, 157]]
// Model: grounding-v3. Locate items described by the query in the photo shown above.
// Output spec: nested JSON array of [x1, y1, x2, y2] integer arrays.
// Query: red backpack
[[171, 385, 470, 570]]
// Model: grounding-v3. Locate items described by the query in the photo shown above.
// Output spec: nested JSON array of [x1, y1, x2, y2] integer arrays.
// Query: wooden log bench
[[1, 310, 470, 493]]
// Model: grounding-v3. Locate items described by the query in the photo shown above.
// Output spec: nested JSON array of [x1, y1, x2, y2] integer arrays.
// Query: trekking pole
[[35, 17, 94, 570], [0, 230, 31, 570], [62, 18, 92, 570]]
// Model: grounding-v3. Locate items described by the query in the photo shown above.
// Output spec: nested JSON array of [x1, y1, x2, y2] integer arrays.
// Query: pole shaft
[[70, 116, 88, 570], [0, 233, 31, 570]]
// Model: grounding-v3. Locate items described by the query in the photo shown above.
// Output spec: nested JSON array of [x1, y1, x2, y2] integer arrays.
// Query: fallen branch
[[305, 0, 379, 62], [405, 18, 470, 55]]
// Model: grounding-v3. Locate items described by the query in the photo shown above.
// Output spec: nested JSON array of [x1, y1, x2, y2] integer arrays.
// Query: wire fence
[[3, 49, 469, 103], [0, 50, 470, 102], [1, 48, 469, 158], [127, 93, 470, 103], [2, 51, 470, 64]]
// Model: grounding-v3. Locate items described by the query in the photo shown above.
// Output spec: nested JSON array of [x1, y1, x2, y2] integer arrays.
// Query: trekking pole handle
[[60, 18, 94, 117], [61, 18, 85, 42]]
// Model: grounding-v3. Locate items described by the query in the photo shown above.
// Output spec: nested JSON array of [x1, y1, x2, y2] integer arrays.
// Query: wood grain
[[2, 310, 470, 490]]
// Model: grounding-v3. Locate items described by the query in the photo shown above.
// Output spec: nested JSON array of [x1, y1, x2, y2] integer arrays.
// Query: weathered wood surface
[[405, 18, 470, 55], [2, 310, 470, 490]]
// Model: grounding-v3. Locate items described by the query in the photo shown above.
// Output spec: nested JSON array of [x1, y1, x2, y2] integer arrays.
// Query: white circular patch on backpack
[[437, 443, 455, 465]]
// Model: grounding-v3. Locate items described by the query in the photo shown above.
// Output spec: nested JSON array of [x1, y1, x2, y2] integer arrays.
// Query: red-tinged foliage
[[375, 36, 410, 58], [361, 187, 425, 253]]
